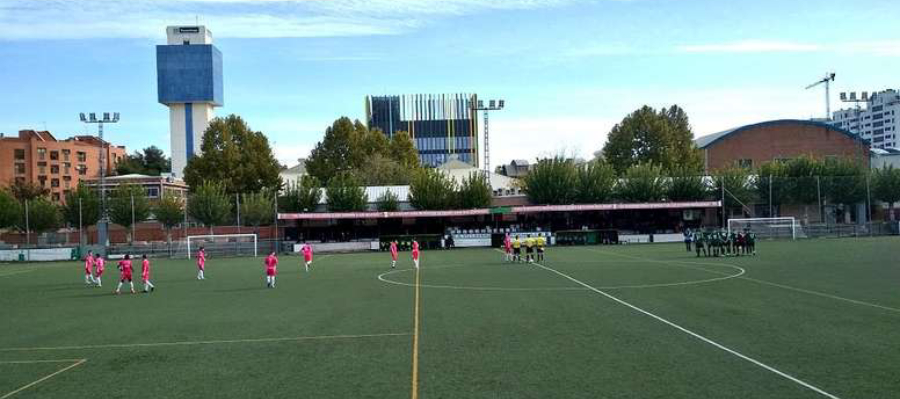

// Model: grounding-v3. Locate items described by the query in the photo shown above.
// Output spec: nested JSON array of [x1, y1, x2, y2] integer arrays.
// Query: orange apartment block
[[0, 130, 127, 203]]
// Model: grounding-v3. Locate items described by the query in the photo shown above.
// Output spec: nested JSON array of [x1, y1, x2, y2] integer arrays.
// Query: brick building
[[0, 130, 127, 203], [695, 120, 870, 172]]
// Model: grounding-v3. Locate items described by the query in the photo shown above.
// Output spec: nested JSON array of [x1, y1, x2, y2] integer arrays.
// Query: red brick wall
[[703, 123, 869, 171]]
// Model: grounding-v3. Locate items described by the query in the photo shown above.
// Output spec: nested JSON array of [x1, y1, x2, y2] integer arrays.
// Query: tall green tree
[[188, 182, 233, 233], [108, 184, 151, 243], [576, 160, 616, 203], [523, 156, 579, 205], [306, 117, 364, 183], [873, 165, 900, 215], [409, 168, 459, 210], [17, 197, 60, 235], [154, 192, 184, 252], [783, 155, 823, 206], [822, 158, 867, 208], [116, 146, 171, 176], [457, 172, 493, 209], [616, 163, 668, 202], [667, 167, 709, 202], [183, 115, 282, 194], [240, 190, 275, 231], [389, 131, 420, 169], [326, 172, 368, 212], [61, 184, 101, 229], [280, 176, 322, 213], [0, 190, 21, 229], [9, 180, 48, 201], [353, 154, 413, 186], [712, 166, 754, 215], [755, 161, 789, 216], [376, 190, 401, 212], [601, 105, 703, 174]]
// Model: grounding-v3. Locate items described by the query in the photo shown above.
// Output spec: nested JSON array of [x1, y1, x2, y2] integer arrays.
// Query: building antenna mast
[[805, 72, 836, 120]]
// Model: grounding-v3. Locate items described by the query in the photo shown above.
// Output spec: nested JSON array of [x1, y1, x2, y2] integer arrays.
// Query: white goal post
[[186, 234, 258, 258], [727, 217, 800, 240]]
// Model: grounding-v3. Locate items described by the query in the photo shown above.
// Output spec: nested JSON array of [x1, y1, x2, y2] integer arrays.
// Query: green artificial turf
[[0, 237, 897, 398]]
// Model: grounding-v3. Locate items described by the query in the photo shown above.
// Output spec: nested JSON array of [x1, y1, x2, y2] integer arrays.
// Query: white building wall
[[832, 89, 900, 149], [166, 26, 212, 45], [169, 104, 187, 178]]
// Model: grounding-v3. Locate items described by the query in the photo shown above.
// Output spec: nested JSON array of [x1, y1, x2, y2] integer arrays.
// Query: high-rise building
[[831, 89, 900, 149], [0, 130, 127, 203], [365, 94, 479, 167], [156, 25, 223, 178]]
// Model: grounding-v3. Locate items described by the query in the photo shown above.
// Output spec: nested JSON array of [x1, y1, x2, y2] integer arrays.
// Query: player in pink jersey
[[389, 241, 399, 269], [264, 252, 278, 288], [411, 240, 420, 269], [115, 254, 135, 295], [94, 254, 105, 287], [301, 243, 313, 272], [141, 254, 155, 293], [83, 250, 95, 285], [503, 233, 512, 262], [196, 246, 206, 280]]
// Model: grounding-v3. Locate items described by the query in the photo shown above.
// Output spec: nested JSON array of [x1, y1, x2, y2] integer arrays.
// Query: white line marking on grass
[[531, 262, 843, 399], [0, 358, 86, 399], [0, 333, 411, 352], [0, 359, 85, 364], [589, 248, 900, 315]]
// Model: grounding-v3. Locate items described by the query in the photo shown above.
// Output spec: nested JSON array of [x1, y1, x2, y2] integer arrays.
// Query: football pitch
[[1, 238, 898, 398]]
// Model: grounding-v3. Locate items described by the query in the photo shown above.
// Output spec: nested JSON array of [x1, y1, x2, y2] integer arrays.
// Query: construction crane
[[805, 72, 836, 120]]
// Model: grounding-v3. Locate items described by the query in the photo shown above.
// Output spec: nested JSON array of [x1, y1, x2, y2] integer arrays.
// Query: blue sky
[[0, 0, 898, 167]]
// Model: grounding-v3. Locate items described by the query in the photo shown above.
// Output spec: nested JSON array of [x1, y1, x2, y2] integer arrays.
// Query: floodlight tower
[[79, 112, 119, 249], [805, 72, 836, 120], [156, 26, 223, 178], [471, 98, 505, 173]]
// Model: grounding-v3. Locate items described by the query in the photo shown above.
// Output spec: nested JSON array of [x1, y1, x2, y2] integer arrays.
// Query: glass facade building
[[366, 94, 479, 167]]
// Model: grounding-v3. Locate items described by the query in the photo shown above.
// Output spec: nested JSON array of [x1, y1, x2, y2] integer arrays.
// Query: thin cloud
[[678, 40, 821, 53]]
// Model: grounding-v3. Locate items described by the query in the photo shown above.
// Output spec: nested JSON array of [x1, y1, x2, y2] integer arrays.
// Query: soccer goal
[[186, 234, 258, 258], [727, 217, 802, 240]]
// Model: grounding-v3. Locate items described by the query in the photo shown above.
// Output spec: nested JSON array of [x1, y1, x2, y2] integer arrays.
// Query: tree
[[116, 146, 171, 176], [9, 180, 48, 201], [107, 184, 151, 243], [602, 105, 702, 174], [325, 172, 368, 212], [353, 154, 412, 186], [280, 176, 322, 213], [458, 172, 493, 209], [0, 190, 21, 230], [306, 117, 364, 184], [389, 131, 420, 169], [712, 166, 754, 216], [154, 192, 184, 252], [61, 184, 101, 229], [616, 163, 668, 203], [376, 190, 400, 212], [755, 161, 789, 216], [409, 168, 458, 210], [183, 114, 283, 194], [188, 182, 233, 233], [783, 155, 823, 206], [522, 156, 579, 205], [240, 190, 275, 232], [576, 160, 616, 204], [873, 165, 900, 218], [17, 197, 60, 235], [667, 167, 709, 202], [822, 158, 867, 208]]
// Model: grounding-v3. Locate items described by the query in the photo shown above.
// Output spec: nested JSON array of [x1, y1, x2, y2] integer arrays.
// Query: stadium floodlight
[[862, 92, 869, 101], [79, 110, 120, 253], [471, 97, 507, 174]]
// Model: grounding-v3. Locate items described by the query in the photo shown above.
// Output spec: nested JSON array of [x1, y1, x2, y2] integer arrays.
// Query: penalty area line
[[531, 261, 842, 399], [0, 358, 86, 399], [0, 333, 411, 352]]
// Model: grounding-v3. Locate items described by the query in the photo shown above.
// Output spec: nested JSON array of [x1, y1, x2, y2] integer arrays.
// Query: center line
[[531, 261, 842, 399]]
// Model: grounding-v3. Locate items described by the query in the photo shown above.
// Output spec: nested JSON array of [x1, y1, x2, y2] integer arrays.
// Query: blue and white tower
[[156, 26, 223, 178]]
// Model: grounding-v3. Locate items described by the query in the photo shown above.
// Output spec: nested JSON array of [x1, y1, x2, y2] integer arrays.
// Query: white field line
[[531, 261, 842, 399], [0, 359, 85, 364], [0, 358, 86, 399], [0, 333, 410, 352], [589, 248, 900, 315]]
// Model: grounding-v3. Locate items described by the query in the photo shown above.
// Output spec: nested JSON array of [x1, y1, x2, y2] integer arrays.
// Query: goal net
[[727, 217, 802, 240], [186, 234, 258, 258]]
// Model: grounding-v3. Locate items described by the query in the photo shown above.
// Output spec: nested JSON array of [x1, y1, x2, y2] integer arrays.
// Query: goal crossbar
[[727, 217, 798, 240], [186, 234, 258, 258]]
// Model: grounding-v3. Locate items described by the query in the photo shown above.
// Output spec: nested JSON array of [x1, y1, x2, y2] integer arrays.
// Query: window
[[62, 149, 70, 161], [38, 176, 47, 187], [37, 162, 46, 174], [15, 177, 25, 185], [50, 165, 59, 174], [51, 178, 60, 188], [15, 163, 25, 174], [50, 150, 59, 161], [737, 159, 753, 169], [63, 176, 71, 189], [183, 39, 190, 45], [37, 148, 46, 160], [51, 193, 60, 202], [147, 187, 160, 198], [64, 163, 71, 174], [77, 151, 86, 162], [78, 165, 87, 176], [14, 149, 25, 160]]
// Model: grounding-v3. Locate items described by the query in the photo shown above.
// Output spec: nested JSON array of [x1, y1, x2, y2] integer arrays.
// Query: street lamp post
[[79, 112, 119, 254]]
